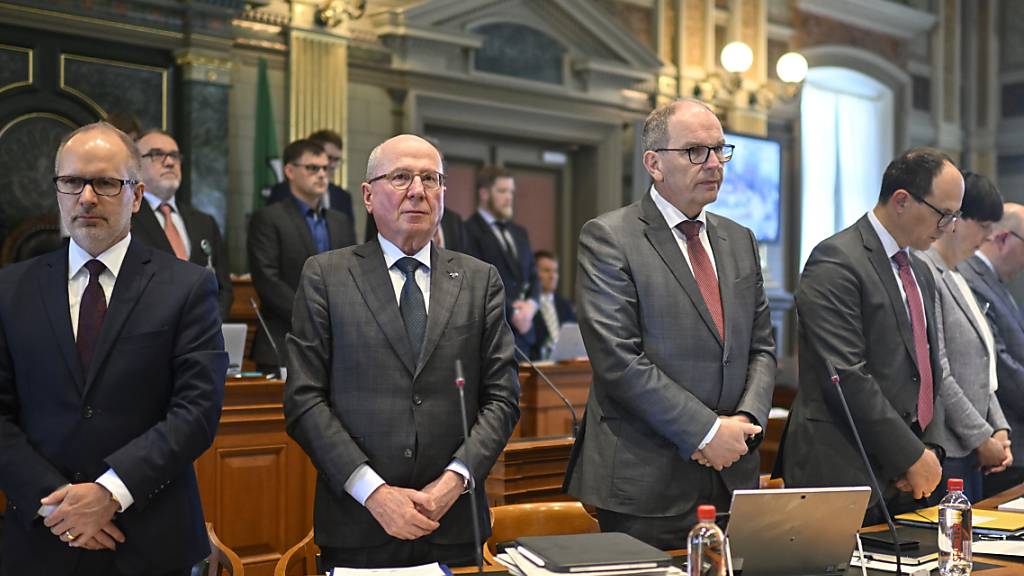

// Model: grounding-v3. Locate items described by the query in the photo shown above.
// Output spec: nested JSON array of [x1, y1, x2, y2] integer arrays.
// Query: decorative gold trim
[[0, 43, 32, 95], [0, 2, 184, 40], [0, 111, 77, 141], [174, 53, 234, 71], [59, 54, 168, 130]]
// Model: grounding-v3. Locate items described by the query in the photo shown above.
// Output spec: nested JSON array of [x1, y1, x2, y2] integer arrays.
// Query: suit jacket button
[[413, 394, 423, 406], [82, 406, 93, 419], [912, 376, 920, 383], [403, 448, 414, 458], [72, 472, 83, 482]]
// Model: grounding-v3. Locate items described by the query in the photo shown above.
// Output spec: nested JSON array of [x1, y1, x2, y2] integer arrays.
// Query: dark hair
[[308, 129, 343, 149], [535, 250, 557, 263], [106, 111, 143, 138], [283, 139, 325, 165], [960, 171, 1004, 222], [879, 147, 955, 203], [476, 165, 513, 191]]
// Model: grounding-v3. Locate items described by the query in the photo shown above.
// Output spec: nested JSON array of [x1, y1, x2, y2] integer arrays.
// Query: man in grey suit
[[283, 134, 520, 568], [918, 171, 1011, 503], [959, 202, 1024, 496], [782, 148, 964, 523], [564, 99, 776, 548]]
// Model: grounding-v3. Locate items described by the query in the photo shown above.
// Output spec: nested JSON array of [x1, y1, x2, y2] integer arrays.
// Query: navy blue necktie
[[77, 259, 107, 376], [396, 257, 426, 355]]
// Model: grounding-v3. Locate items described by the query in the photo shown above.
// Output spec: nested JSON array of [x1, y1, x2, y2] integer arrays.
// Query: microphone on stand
[[824, 360, 902, 576], [455, 359, 484, 573], [200, 238, 214, 272], [514, 344, 579, 438], [250, 297, 287, 380]]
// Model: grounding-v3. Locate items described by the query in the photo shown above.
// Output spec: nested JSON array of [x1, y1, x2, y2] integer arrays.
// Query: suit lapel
[[640, 195, 723, 346], [39, 247, 85, 392], [912, 254, 942, 400], [84, 241, 155, 394], [706, 214, 733, 348], [134, 201, 174, 254], [416, 246, 462, 377], [325, 211, 348, 250], [939, 263, 987, 344], [178, 205, 206, 267], [283, 198, 317, 257], [350, 242, 416, 375], [857, 217, 919, 369]]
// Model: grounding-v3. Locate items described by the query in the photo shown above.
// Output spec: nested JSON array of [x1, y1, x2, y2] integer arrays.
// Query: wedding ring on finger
[[64, 530, 76, 541]]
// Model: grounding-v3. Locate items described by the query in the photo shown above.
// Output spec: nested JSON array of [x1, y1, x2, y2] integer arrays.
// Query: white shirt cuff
[[96, 469, 134, 512], [344, 463, 386, 507], [447, 458, 472, 489], [697, 418, 721, 450]]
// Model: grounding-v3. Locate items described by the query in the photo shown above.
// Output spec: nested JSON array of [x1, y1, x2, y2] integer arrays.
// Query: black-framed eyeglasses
[[53, 176, 136, 196], [654, 144, 735, 165], [292, 163, 330, 175], [1006, 228, 1024, 243], [327, 155, 343, 166], [367, 169, 445, 192], [910, 193, 961, 229], [141, 150, 184, 164]]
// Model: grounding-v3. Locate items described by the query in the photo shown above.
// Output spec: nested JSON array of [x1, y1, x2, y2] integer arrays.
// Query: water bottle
[[687, 504, 726, 576], [938, 477, 972, 576]]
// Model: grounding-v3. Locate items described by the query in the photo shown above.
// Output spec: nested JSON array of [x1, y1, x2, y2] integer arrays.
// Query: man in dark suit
[[959, 202, 1024, 496], [0, 122, 226, 575], [782, 148, 964, 522], [564, 99, 775, 548], [531, 250, 576, 360], [267, 129, 354, 221], [366, 208, 465, 252], [131, 129, 233, 319], [284, 134, 520, 568], [248, 139, 356, 372], [463, 166, 539, 354]]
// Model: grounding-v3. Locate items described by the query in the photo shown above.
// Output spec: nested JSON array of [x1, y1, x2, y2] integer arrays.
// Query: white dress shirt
[[342, 236, 470, 506], [60, 234, 135, 513], [649, 186, 720, 450], [143, 191, 191, 258], [478, 208, 518, 259], [867, 210, 926, 330]]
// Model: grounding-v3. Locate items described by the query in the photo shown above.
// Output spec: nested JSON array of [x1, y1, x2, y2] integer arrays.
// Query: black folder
[[514, 532, 671, 573]]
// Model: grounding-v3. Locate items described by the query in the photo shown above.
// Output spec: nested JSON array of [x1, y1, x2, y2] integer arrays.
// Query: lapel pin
[[448, 271, 460, 279]]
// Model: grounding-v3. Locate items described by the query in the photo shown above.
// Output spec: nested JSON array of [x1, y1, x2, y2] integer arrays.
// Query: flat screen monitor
[[712, 132, 782, 243]]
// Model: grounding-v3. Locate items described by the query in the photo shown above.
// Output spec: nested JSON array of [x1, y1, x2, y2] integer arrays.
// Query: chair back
[[201, 523, 244, 576], [274, 528, 321, 576], [485, 501, 599, 565]]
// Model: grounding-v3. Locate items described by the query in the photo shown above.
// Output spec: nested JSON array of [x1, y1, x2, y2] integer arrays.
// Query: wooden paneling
[[485, 437, 575, 507], [516, 361, 590, 438]]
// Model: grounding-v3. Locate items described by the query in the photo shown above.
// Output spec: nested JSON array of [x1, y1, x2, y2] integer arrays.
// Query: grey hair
[[641, 98, 714, 152], [54, 121, 143, 180]]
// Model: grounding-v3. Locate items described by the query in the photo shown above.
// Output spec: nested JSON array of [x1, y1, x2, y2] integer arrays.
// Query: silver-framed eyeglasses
[[367, 169, 445, 192], [654, 144, 735, 165], [53, 176, 136, 196]]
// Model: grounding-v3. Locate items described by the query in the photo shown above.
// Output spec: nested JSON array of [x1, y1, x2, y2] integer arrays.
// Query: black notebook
[[515, 532, 672, 573]]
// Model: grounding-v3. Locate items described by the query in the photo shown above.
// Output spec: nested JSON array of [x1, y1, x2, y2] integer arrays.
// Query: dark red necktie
[[892, 251, 933, 429], [678, 220, 724, 340], [77, 259, 108, 375]]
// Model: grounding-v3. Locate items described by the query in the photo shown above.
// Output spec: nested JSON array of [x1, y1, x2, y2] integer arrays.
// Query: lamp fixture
[[693, 41, 807, 110], [316, 0, 367, 28]]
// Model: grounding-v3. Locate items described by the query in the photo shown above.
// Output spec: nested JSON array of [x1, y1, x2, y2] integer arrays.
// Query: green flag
[[253, 58, 279, 210]]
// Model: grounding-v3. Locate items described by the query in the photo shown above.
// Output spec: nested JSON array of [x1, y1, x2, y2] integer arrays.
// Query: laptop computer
[[725, 486, 870, 575], [221, 323, 248, 375], [550, 323, 588, 362]]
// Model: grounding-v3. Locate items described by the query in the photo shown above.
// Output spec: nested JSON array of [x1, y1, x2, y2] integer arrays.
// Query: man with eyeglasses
[[782, 148, 964, 524], [267, 129, 354, 221], [0, 121, 226, 574], [283, 134, 519, 568], [248, 139, 356, 373], [959, 202, 1024, 497], [131, 129, 233, 319], [564, 99, 776, 548]]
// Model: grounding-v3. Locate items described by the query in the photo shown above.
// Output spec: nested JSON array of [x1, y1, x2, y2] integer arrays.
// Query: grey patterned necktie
[[396, 257, 427, 354]]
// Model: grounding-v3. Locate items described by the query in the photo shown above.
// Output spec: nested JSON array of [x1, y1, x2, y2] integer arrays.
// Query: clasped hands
[[41, 483, 125, 550], [690, 415, 762, 471], [364, 470, 466, 540], [510, 299, 537, 335]]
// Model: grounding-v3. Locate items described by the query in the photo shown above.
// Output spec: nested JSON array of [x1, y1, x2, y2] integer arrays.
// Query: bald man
[[283, 134, 520, 568], [959, 202, 1024, 496]]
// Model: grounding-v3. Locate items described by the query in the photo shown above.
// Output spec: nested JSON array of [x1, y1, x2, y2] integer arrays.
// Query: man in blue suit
[[0, 122, 227, 575], [531, 250, 576, 360], [959, 202, 1024, 497]]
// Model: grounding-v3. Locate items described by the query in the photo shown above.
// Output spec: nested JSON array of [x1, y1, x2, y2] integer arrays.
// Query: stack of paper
[[332, 563, 451, 576]]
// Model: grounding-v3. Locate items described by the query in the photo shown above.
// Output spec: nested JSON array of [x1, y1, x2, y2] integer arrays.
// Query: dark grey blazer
[[782, 215, 944, 506], [247, 197, 355, 368], [959, 254, 1024, 464], [564, 193, 776, 517], [918, 247, 1008, 459], [283, 241, 520, 548]]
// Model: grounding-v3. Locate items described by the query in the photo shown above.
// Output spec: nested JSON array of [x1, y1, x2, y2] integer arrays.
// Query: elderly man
[[131, 129, 233, 319], [564, 99, 776, 548], [284, 134, 520, 568], [960, 202, 1024, 497], [0, 121, 226, 575], [783, 148, 964, 523]]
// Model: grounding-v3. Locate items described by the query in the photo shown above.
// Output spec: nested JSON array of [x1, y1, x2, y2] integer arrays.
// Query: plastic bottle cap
[[948, 478, 964, 492], [697, 505, 717, 521]]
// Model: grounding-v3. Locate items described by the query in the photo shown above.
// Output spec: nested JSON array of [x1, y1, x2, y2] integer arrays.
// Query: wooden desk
[[485, 437, 575, 507], [515, 361, 590, 438]]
